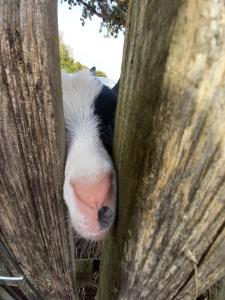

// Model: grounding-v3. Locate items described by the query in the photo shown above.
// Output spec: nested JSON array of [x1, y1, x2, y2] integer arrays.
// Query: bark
[[0, 1, 76, 299], [98, 0, 225, 299]]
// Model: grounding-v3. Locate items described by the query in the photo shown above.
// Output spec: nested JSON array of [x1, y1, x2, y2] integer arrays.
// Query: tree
[[0, 1, 76, 299], [95, 70, 107, 78], [62, 0, 128, 37], [60, 38, 107, 77], [98, 1, 225, 299], [60, 39, 86, 73]]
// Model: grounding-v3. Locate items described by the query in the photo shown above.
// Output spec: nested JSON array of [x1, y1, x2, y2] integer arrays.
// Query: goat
[[62, 69, 118, 240]]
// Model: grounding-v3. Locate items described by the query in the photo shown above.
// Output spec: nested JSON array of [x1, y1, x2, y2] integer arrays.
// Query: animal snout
[[70, 171, 113, 209], [68, 171, 115, 239]]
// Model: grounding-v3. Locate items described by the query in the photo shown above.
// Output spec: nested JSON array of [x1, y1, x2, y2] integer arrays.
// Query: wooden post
[[0, 1, 76, 299], [98, 0, 225, 299]]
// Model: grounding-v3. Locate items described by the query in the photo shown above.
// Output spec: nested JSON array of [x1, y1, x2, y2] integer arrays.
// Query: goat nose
[[98, 206, 113, 230], [70, 172, 113, 209]]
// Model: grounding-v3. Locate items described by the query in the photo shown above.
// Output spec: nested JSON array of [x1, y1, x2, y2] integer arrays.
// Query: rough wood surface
[[98, 1, 225, 299], [0, 1, 76, 299], [212, 279, 225, 300]]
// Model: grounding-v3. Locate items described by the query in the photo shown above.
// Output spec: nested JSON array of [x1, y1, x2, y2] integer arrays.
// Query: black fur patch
[[94, 84, 118, 157]]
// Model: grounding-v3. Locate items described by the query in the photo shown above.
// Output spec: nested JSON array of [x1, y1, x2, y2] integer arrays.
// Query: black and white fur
[[62, 69, 118, 240]]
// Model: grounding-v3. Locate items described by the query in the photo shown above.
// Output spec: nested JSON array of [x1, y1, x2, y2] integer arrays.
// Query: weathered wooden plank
[[0, 287, 16, 300], [98, 0, 225, 299], [0, 1, 76, 299]]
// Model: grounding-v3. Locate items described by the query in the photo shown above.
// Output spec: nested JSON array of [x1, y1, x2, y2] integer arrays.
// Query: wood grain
[[98, 1, 225, 299], [0, 1, 76, 299]]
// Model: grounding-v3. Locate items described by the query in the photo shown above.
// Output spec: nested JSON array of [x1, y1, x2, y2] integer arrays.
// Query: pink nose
[[70, 172, 113, 231]]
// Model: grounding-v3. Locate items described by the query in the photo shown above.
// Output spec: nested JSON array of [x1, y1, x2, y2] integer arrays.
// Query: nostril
[[98, 206, 113, 230]]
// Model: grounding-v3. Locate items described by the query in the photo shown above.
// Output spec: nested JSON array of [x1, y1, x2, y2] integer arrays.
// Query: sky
[[57, 1, 124, 81]]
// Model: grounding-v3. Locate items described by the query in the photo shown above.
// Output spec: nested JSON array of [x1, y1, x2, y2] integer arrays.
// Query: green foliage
[[96, 70, 107, 77], [62, 0, 129, 37], [60, 40, 86, 73], [59, 38, 107, 77]]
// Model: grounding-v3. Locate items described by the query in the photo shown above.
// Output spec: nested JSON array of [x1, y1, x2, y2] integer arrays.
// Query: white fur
[[62, 70, 101, 131], [61, 69, 116, 240]]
